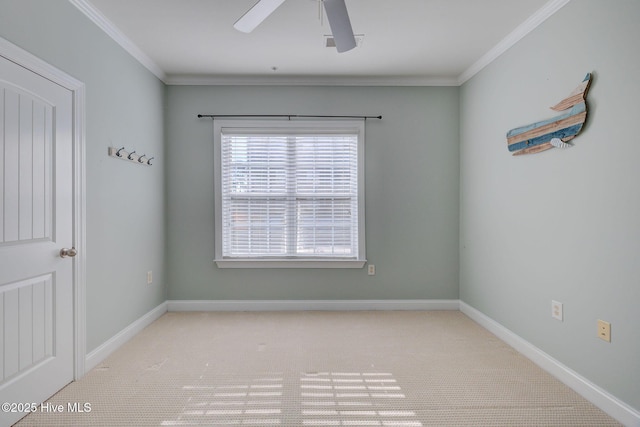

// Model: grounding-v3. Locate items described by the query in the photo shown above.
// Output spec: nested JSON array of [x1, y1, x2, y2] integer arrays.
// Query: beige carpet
[[16, 311, 620, 426]]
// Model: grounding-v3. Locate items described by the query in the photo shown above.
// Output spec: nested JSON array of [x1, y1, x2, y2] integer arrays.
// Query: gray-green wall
[[4, 0, 638, 418], [166, 85, 460, 300], [0, 0, 167, 353], [460, 0, 640, 411]]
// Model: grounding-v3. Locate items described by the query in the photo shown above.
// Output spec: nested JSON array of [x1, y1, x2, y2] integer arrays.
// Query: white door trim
[[0, 37, 87, 379]]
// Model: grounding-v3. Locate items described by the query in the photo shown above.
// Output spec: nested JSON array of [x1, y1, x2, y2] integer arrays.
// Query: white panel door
[[0, 55, 74, 426]]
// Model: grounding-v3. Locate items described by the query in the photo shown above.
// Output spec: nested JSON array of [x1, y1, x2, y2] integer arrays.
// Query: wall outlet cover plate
[[597, 319, 611, 342], [551, 300, 563, 321]]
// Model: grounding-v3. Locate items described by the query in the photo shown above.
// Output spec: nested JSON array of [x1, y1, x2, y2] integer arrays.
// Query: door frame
[[0, 37, 87, 380]]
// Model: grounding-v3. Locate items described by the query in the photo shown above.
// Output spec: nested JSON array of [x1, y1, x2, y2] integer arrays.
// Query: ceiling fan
[[234, 0, 357, 53]]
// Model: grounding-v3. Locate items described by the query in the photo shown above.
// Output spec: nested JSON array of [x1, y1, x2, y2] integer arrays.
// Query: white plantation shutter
[[214, 121, 365, 267]]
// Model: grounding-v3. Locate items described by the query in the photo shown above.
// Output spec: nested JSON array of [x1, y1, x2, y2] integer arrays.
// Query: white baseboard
[[85, 302, 168, 372], [460, 301, 640, 427], [167, 299, 460, 312]]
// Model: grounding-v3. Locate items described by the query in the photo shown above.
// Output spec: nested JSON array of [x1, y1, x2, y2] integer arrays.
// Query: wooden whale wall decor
[[507, 73, 592, 156]]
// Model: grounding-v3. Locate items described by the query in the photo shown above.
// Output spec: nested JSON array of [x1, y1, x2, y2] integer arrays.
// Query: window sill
[[214, 259, 367, 269]]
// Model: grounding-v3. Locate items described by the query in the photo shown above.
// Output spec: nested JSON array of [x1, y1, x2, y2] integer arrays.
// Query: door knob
[[60, 247, 78, 258]]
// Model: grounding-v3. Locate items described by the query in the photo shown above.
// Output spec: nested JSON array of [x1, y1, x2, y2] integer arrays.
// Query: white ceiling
[[73, 0, 565, 85]]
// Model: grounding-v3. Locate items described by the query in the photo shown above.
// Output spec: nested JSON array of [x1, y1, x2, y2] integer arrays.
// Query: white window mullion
[[286, 135, 296, 257], [331, 149, 337, 255]]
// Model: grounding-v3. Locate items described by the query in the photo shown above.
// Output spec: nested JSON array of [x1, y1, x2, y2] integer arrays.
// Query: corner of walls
[[85, 302, 167, 372]]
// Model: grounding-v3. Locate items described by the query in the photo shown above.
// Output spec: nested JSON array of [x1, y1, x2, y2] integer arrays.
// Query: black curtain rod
[[197, 114, 382, 120]]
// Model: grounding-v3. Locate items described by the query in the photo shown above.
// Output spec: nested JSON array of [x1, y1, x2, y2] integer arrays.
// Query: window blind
[[221, 130, 359, 259]]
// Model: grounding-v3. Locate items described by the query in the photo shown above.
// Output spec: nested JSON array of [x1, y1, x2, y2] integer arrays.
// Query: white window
[[214, 120, 366, 268]]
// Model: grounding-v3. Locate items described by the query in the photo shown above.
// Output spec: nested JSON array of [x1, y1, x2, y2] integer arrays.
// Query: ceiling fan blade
[[323, 0, 356, 53], [234, 0, 286, 33]]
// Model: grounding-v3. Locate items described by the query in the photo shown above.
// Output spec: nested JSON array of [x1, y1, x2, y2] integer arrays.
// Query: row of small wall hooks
[[108, 146, 154, 166]]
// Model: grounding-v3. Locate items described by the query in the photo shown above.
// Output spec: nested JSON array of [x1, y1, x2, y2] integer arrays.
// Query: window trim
[[213, 119, 366, 269]]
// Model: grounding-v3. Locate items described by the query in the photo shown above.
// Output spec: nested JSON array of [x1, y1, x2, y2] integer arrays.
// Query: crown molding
[[70, 0, 569, 87], [164, 74, 458, 87], [457, 0, 571, 85], [69, 0, 166, 82]]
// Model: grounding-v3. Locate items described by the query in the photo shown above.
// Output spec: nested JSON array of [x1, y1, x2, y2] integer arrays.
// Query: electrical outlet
[[551, 300, 563, 321], [367, 264, 375, 276], [147, 271, 153, 285], [597, 319, 611, 342]]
